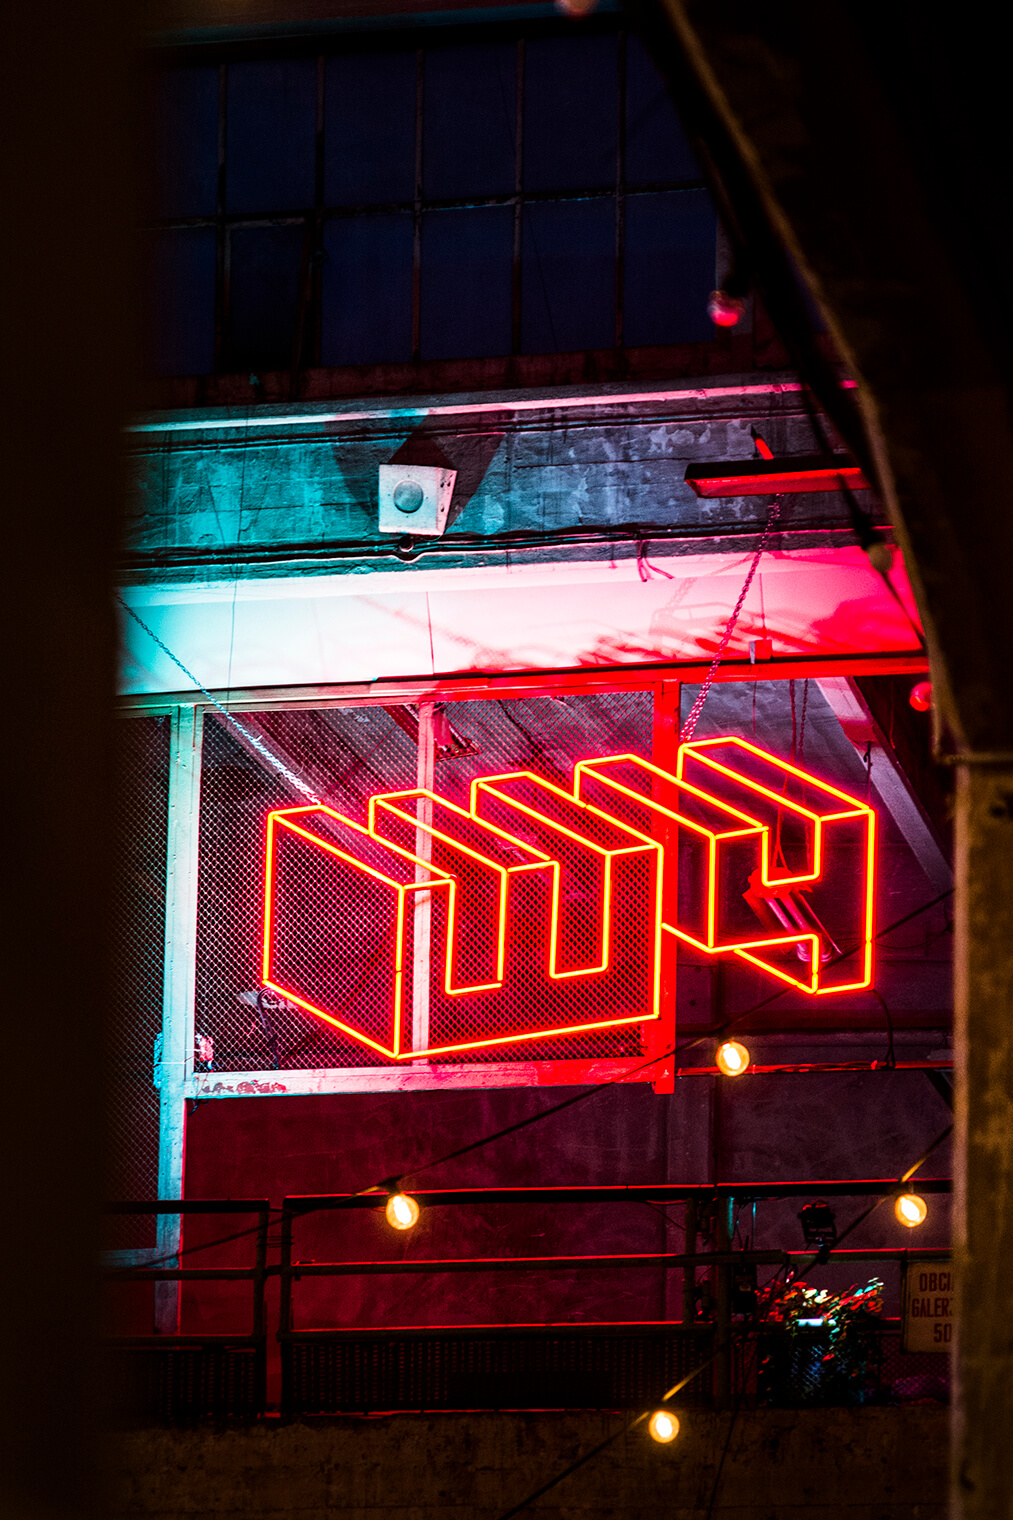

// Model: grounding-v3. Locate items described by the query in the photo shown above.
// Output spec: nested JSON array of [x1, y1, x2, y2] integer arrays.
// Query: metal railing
[[103, 1181, 952, 1419], [104, 1200, 269, 1419]]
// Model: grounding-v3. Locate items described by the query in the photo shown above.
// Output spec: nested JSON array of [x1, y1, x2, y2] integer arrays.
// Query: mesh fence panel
[[108, 716, 170, 1247], [284, 1324, 713, 1413], [196, 690, 654, 1072]]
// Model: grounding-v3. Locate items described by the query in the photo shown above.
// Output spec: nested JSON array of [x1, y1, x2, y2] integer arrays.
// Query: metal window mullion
[[411, 47, 425, 363], [214, 63, 228, 372], [615, 31, 626, 350], [511, 38, 525, 355], [154, 702, 204, 1334], [311, 53, 326, 370]]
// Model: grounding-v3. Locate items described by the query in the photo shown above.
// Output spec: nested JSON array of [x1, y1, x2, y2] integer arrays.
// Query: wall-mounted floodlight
[[378, 464, 456, 536]]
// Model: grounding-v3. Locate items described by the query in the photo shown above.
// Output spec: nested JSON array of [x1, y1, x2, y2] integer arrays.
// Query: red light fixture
[[684, 455, 870, 498], [909, 681, 932, 712], [707, 290, 746, 328]]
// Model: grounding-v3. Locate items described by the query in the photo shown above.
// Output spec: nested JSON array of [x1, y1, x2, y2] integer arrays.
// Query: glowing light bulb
[[385, 1193, 420, 1230], [909, 681, 932, 713], [894, 1193, 928, 1228], [715, 1040, 750, 1077], [707, 290, 746, 328], [648, 1409, 680, 1444]]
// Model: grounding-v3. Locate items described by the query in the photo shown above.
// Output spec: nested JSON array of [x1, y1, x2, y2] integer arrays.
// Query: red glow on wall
[[263, 740, 876, 1061]]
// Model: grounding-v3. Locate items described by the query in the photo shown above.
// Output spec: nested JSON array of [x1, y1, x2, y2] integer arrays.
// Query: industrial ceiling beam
[[628, 5, 1013, 1515]]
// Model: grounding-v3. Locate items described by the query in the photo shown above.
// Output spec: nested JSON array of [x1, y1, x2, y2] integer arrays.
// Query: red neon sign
[[262, 739, 876, 1061]]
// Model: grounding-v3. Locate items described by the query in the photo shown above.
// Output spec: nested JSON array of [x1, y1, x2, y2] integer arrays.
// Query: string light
[[894, 1193, 928, 1228], [385, 1193, 420, 1230], [716, 1040, 750, 1077], [648, 1409, 680, 1443]]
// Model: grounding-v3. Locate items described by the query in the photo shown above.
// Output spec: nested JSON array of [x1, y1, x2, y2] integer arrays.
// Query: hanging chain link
[[680, 497, 783, 742]]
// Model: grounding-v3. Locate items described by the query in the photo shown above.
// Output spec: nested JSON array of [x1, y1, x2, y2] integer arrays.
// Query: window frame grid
[[149, 24, 710, 374]]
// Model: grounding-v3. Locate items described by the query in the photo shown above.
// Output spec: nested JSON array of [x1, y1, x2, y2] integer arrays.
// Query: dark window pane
[[321, 214, 413, 365], [624, 190, 714, 346], [420, 207, 512, 360], [522, 200, 614, 353], [325, 51, 416, 207], [625, 36, 700, 185], [229, 225, 305, 370], [153, 67, 218, 218], [226, 61, 316, 213], [524, 36, 617, 192], [146, 228, 216, 376], [423, 43, 515, 199]]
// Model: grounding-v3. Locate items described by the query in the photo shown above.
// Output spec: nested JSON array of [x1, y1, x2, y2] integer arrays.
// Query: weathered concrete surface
[[111, 1408, 947, 1518], [953, 766, 1013, 1517], [124, 374, 879, 582]]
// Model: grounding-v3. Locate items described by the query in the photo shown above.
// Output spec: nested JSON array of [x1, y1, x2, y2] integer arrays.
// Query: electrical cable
[[117, 595, 321, 804], [680, 497, 782, 741], [491, 1121, 950, 1520], [109, 884, 956, 1275], [494, 1343, 729, 1520]]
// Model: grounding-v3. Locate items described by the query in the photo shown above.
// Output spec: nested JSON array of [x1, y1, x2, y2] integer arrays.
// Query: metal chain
[[116, 594, 322, 804], [680, 497, 782, 742]]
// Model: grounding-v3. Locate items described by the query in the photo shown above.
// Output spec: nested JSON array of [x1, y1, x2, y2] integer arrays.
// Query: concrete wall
[[111, 1408, 947, 1519], [124, 376, 874, 582]]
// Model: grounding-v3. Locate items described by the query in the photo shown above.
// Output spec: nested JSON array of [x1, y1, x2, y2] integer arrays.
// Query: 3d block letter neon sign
[[262, 737, 876, 1062]]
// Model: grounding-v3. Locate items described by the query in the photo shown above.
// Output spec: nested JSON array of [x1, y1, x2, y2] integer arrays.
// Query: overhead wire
[[107, 884, 955, 1277], [117, 595, 321, 804], [489, 1119, 952, 1520]]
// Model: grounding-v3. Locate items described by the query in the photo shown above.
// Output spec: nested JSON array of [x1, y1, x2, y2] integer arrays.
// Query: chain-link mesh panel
[[107, 1344, 263, 1419], [756, 1326, 950, 1407], [284, 1324, 713, 1413], [197, 690, 654, 1072], [108, 716, 170, 1247], [879, 1332, 950, 1403]]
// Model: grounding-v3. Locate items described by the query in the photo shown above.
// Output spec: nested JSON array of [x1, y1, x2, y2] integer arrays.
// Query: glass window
[[522, 199, 615, 353], [423, 43, 516, 199], [624, 189, 715, 346], [226, 61, 317, 214], [325, 51, 416, 206], [322, 214, 414, 365], [421, 207, 513, 360], [523, 35, 617, 192], [153, 67, 218, 219], [145, 28, 716, 378], [229, 225, 306, 370], [147, 228, 217, 376], [625, 36, 700, 186]]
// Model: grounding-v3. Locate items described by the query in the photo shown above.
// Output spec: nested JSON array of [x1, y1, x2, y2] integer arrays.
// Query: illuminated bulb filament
[[648, 1409, 680, 1444], [386, 1193, 420, 1230], [715, 1040, 750, 1077], [894, 1193, 928, 1228]]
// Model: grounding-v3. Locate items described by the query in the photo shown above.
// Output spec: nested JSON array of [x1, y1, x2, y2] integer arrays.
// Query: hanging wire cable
[[491, 1121, 952, 1520], [680, 498, 782, 741], [116, 595, 321, 804], [110, 884, 955, 1277]]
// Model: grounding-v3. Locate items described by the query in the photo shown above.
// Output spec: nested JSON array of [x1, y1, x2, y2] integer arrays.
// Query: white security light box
[[378, 464, 457, 536]]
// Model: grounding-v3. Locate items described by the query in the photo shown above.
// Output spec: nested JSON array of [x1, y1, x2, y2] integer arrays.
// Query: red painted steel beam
[[685, 455, 870, 498]]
